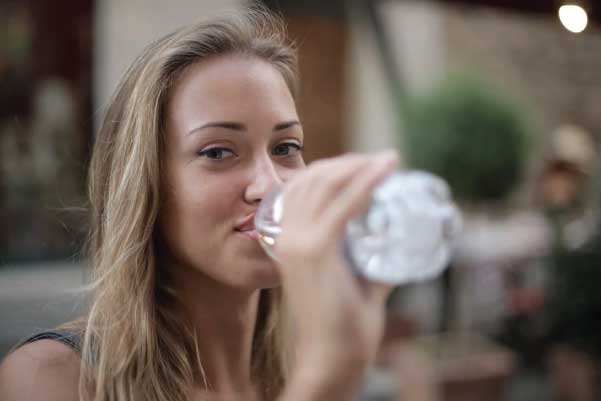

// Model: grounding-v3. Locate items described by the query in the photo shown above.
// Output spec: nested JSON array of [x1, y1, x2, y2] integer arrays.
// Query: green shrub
[[402, 74, 531, 202]]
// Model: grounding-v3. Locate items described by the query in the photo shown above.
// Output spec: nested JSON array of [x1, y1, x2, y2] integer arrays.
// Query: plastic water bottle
[[254, 170, 462, 285]]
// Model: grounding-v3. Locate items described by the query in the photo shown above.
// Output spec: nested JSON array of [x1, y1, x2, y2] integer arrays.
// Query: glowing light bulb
[[559, 5, 588, 33]]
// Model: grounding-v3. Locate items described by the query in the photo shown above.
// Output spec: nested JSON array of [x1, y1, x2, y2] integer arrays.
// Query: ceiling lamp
[[558, 4, 589, 33]]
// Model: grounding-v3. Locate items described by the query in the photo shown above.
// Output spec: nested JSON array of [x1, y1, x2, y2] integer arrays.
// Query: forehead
[[166, 55, 296, 123]]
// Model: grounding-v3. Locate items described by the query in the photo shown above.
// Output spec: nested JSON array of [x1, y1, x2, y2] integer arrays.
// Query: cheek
[[168, 179, 239, 232], [160, 178, 244, 269], [193, 182, 238, 223]]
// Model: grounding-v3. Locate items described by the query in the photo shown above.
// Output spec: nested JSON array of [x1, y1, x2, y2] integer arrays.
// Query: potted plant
[[387, 73, 533, 401]]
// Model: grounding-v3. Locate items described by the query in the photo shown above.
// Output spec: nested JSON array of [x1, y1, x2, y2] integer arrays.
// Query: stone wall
[[443, 4, 601, 148]]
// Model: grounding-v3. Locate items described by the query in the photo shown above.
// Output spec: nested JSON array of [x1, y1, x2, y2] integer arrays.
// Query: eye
[[198, 147, 236, 160], [272, 142, 303, 157]]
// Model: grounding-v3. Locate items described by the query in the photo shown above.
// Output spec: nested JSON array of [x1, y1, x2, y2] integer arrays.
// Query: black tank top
[[16, 329, 81, 354]]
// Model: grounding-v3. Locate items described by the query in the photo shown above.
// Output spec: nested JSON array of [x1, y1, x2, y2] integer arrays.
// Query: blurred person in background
[[0, 8, 399, 401]]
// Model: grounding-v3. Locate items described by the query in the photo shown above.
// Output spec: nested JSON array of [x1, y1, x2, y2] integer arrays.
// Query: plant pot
[[383, 332, 517, 401]]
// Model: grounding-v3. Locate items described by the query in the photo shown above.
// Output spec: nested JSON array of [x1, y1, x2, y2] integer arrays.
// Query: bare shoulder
[[0, 340, 81, 401]]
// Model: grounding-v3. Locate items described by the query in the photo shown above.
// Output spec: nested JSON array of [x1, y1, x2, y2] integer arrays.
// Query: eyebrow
[[187, 120, 301, 136]]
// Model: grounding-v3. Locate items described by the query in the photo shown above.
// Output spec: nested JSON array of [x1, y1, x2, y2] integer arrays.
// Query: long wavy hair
[[63, 8, 299, 401]]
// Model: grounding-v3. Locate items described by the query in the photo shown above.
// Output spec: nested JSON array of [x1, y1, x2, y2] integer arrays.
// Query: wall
[[94, 0, 242, 114]]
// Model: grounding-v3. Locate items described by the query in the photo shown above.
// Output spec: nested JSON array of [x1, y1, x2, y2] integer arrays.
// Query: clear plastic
[[254, 170, 462, 285]]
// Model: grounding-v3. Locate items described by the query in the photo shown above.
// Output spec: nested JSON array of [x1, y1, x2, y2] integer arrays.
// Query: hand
[[273, 150, 399, 386]]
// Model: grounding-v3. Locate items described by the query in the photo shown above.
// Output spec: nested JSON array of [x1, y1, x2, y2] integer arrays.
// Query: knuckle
[[308, 159, 328, 169]]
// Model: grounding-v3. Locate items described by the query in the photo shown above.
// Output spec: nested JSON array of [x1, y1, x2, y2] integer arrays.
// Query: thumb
[[361, 280, 395, 305]]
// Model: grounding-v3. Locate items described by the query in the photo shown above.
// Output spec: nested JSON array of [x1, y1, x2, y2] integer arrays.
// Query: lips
[[235, 213, 256, 232], [234, 213, 261, 242]]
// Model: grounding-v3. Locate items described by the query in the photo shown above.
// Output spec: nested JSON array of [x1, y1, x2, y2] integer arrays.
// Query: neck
[[167, 262, 263, 396]]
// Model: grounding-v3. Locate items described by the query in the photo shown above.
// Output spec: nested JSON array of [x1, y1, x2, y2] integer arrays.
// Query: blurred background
[[1, 0, 600, 400]]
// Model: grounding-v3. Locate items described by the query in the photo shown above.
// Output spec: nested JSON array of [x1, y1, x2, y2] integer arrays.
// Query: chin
[[242, 259, 282, 290]]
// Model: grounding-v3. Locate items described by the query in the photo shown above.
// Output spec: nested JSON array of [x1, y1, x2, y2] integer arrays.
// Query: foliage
[[402, 74, 532, 202]]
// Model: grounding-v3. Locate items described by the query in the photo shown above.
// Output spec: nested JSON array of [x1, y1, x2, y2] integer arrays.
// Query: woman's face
[[159, 55, 305, 290]]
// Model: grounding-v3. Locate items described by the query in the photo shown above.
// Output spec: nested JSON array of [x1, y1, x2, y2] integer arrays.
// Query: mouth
[[234, 213, 260, 241], [235, 228, 260, 241]]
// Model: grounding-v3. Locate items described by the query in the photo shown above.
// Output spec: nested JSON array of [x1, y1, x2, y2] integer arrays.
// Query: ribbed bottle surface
[[255, 170, 462, 285]]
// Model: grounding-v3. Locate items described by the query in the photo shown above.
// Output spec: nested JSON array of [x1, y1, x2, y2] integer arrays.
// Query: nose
[[244, 155, 283, 205]]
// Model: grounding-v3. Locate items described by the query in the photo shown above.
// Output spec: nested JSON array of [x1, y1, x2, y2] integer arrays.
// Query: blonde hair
[[66, 8, 298, 401]]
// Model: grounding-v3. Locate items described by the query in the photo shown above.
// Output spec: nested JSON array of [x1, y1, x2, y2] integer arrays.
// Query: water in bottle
[[254, 170, 462, 285]]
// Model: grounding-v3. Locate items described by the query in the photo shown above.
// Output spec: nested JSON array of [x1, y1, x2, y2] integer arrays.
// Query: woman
[[0, 8, 398, 401]]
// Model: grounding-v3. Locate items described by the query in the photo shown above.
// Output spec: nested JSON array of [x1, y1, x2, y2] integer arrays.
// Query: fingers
[[275, 149, 399, 280], [325, 151, 399, 235], [281, 151, 395, 226], [285, 154, 372, 217]]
